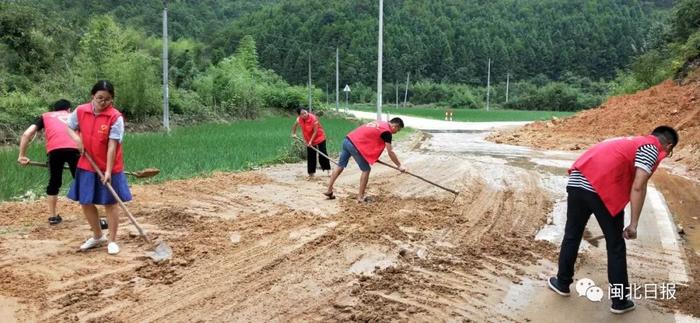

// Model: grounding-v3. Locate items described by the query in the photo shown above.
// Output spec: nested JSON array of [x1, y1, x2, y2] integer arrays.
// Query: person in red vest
[[547, 126, 679, 314], [17, 99, 80, 225], [291, 107, 331, 178], [324, 118, 405, 202], [66, 80, 132, 255]]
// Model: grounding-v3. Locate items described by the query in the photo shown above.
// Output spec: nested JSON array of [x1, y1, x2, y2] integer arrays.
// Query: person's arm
[[308, 122, 319, 146], [17, 125, 38, 165], [66, 109, 83, 153], [104, 139, 117, 184], [291, 120, 299, 138], [624, 168, 652, 239], [66, 127, 83, 153], [385, 142, 405, 172], [103, 116, 125, 184]]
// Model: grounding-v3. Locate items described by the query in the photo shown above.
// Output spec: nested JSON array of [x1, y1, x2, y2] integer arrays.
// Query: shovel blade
[[132, 168, 160, 178], [145, 240, 172, 263]]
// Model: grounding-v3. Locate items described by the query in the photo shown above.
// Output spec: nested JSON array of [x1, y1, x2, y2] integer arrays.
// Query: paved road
[[347, 109, 696, 322]]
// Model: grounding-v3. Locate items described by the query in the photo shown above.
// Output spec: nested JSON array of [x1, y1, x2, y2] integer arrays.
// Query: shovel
[[294, 137, 459, 200], [82, 152, 172, 262], [25, 160, 160, 179], [375, 160, 460, 198], [585, 234, 605, 247]]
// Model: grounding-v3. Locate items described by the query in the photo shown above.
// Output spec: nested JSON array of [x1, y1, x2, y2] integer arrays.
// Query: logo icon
[[576, 278, 603, 302], [585, 286, 604, 302]]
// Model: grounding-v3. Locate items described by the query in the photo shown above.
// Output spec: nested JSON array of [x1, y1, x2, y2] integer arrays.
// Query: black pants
[[557, 187, 628, 304], [47, 148, 80, 195], [307, 140, 331, 175]]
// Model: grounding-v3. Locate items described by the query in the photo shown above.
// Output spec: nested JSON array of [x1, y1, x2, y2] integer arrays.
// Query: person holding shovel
[[291, 107, 331, 178], [17, 99, 80, 225], [324, 117, 405, 203], [547, 126, 679, 314], [66, 80, 131, 255]]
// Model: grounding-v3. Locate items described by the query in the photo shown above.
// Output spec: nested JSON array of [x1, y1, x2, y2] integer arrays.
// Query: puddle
[[505, 157, 569, 176]]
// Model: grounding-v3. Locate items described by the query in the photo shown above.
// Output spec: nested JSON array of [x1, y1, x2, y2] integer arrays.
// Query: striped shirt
[[568, 144, 659, 193]]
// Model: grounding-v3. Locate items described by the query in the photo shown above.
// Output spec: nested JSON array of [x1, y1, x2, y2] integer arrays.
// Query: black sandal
[[323, 191, 336, 200], [48, 215, 62, 225]]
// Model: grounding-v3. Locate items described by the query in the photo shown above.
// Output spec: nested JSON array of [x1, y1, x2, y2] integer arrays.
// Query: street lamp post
[[162, 0, 170, 131]]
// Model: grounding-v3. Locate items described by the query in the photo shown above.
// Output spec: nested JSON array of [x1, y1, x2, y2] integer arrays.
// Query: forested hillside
[[223, 0, 669, 85], [2, 0, 692, 142]]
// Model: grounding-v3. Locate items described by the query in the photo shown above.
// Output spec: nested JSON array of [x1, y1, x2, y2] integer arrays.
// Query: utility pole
[[376, 0, 383, 121], [162, 0, 170, 131], [335, 47, 339, 112], [395, 81, 398, 108], [486, 58, 491, 112], [307, 52, 312, 112], [506, 73, 510, 103], [403, 72, 410, 108]]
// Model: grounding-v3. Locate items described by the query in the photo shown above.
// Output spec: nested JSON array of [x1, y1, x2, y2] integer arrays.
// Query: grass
[[350, 104, 574, 121], [0, 116, 359, 201]]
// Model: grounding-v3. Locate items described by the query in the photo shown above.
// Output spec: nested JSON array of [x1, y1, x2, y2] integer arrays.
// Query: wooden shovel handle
[[294, 136, 340, 166], [82, 152, 151, 244], [376, 160, 459, 195]]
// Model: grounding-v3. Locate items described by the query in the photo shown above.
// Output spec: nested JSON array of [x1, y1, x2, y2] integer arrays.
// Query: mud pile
[[490, 75, 700, 177]]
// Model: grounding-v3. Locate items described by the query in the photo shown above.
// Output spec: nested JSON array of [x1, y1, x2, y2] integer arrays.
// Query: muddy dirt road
[[0, 112, 697, 322]]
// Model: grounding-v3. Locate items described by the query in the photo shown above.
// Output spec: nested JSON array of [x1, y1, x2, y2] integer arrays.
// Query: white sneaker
[[80, 235, 107, 251], [107, 242, 120, 255]]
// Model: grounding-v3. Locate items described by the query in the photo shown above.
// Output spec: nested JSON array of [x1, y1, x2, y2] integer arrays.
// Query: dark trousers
[[307, 140, 331, 175], [557, 187, 628, 304], [47, 148, 80, 195]]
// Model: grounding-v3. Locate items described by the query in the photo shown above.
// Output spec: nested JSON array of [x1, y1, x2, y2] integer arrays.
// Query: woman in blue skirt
[[67, 80, 131, 255]]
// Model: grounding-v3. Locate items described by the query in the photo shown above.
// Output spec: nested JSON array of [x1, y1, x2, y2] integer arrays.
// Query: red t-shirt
[[298, 113, 326, 145]]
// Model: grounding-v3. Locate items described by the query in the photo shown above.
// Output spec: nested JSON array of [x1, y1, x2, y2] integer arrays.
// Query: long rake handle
[[26, 160, 145, 177], [376, 160, 459, 195], [295, 137, 458, 196], [294, 136, 340, 166], [83, 152, 151, 244]]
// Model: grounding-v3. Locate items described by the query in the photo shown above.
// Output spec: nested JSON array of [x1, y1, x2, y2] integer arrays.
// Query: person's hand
[[102, 171, 112, 185], [623, 225, 637, 240], [75, 139, 84, 154], [307, 140, 312, 147], [291, 133, 298, 139], [398, 166, 407, 173], [17, 156, 30, 166]]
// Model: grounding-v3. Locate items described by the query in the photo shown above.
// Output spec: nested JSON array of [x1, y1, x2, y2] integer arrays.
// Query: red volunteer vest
[[570, 135, 665, 216], [41, 110, 78, 153], [347, 121, 392, 164], [75, 103, 125, 173], [298, 113, 326, 145]]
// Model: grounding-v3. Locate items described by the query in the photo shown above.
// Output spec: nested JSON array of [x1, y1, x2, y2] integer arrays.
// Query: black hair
[[296, 107, 308, 115], [52, 99, 71, 111], [389, 117, 404, 129], [90, 80, 115, 97], [651, 125, 679, 146]]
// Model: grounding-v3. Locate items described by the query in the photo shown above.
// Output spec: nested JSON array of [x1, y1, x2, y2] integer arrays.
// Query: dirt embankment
[[489, 77, 700, 178]]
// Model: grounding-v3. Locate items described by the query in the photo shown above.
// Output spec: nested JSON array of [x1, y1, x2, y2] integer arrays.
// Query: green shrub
[[170, 87, 205, 116], [609, 70, 646, 96], [504, 82, 598, 111], [0, 92, 47, 142]]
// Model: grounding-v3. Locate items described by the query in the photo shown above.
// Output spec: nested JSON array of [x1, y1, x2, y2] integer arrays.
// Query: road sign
[[343, 84, 351, 92]]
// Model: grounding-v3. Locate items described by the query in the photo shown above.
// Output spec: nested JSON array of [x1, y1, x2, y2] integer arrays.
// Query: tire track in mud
[[0, 138, 558, 322]]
